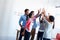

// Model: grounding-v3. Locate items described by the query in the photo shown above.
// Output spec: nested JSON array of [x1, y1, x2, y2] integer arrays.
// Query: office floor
[[0, 37, 15, 40]]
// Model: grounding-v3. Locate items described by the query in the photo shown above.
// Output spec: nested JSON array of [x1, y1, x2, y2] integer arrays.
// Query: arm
[[53, 21, 55, 29], [39, 14, 42, 23], [41, 8, 49, 21], [35, 9, 41, 18], [19, 16, 23, 27], [33, 9, 41, 20], [40, 8, 49, 23]]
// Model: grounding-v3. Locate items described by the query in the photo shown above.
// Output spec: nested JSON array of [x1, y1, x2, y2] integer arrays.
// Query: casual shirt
[[38, 17, 47, 32], [43, 18, 53, 39], [19, 14, 27, 28]]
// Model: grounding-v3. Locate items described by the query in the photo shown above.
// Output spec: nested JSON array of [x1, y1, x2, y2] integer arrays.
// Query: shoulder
[[21, 14, 24, 17], [27, 18, 31, 22], [20, 15, 25, 18], [28, 18, 31, 21], [48, 22, 53, 27]]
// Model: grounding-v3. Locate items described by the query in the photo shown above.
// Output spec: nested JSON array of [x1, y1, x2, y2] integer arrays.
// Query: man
[[19, 9, 29, 40]]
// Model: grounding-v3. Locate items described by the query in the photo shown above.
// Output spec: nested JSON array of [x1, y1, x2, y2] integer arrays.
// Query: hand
[[42, 8, 46, 14], [41, 8, 46, 17], [20, 24, 22, 27], [42, 8, 45, 12], [21, 32, 24, 36], [38, 9, 41, 14]]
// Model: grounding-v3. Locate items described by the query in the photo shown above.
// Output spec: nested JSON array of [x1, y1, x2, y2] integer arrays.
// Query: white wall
[[0, 0, 16, 39]]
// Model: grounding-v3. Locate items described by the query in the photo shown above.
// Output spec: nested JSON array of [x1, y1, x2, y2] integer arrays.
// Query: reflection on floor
[[0, 37, 15, 40], [0, 34, 37, 40]]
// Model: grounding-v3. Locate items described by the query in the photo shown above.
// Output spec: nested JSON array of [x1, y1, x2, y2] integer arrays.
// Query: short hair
[[24, 9, 29, 12], [49, 15, 55, 22], [29, 11, 34, 18]]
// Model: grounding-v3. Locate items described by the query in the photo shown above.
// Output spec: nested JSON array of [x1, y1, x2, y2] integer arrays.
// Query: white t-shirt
[[43, 19, 53, 39]]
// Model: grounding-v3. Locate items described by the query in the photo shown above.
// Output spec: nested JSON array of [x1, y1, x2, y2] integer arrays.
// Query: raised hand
[[48, 13, 50, 16], [38, 9, 41, 14], [41, 8, 46, 16], [35, 9, 41, 18], [42, 8, 46, 14]]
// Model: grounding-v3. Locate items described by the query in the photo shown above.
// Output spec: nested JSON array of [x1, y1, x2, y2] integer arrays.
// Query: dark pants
[[19, 28, 24, 40], [24, 30, 30, 40], [43, 38, 51, 40], [37, 31, 44, 40], [31, 29, 36, 40]]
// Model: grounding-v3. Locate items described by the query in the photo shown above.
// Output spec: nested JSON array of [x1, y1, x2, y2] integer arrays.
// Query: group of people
[[19, 8, 55, 40]]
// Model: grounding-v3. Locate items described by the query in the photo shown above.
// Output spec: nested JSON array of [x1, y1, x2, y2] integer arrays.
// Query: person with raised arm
[[42, 9, 55, 40]]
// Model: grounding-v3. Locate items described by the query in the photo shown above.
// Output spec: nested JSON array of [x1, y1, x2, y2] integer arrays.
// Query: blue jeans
[[19, 28, 24, 40], [24, 30, 30, 40]]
